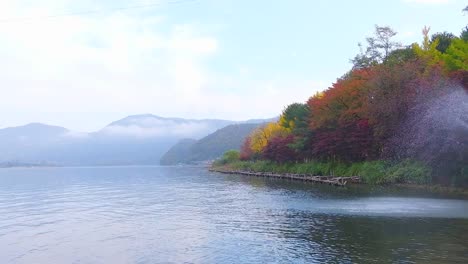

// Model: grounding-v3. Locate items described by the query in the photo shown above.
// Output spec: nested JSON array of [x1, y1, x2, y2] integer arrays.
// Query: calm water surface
[[0, 166, 467, 263]]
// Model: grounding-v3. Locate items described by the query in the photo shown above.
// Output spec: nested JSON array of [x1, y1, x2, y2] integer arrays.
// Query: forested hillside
[[161, 123, 260, 165], [220, 25, 468, 187]]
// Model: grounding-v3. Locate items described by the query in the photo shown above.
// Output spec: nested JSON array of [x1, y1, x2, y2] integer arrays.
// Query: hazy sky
[[0, 0, 466, 131]]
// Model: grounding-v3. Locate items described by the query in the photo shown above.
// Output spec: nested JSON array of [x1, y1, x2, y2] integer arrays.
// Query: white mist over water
[[302, 197, 468, 218], [390, 86, 468, 176]]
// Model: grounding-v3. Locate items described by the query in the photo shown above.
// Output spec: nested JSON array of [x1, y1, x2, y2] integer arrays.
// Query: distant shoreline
[[0, 164, 207, 169]]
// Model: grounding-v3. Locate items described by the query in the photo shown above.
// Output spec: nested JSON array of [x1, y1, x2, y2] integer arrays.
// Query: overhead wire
[[0, 0, 197, 24]]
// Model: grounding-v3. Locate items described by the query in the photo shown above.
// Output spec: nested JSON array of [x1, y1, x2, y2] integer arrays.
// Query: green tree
[[461, 26, 468, 42], [412, 26, 444, 69], [279, 103, 310, 135], [444, 38, 468, 71], [431, 32, 456, 53], [278, 103, 312, 157], [385, 46, 417, 66], [219, 150, 240, 164]]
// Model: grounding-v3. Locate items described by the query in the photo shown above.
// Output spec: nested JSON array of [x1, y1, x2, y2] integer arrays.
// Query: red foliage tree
[[262, 135, 297, 163], [306, 69, 376, 161], [311, 119, 374, 161], [308, 69, 374, 131], [239, 136, 254, 161]]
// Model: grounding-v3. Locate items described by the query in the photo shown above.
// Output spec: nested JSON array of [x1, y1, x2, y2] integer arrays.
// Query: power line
[[0, 0, 197, 24]]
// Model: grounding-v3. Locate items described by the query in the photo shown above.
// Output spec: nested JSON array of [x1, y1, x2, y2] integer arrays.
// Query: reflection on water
[[0, 166, 467, 263]]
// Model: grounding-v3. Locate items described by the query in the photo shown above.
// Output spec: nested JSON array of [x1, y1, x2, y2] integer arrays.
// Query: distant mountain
[[0, 123, 70, 163], [0, 123, 68, 139], [0, 115, 274, 166], [160, 123, 262, 165], [159, 139, 198, 165]]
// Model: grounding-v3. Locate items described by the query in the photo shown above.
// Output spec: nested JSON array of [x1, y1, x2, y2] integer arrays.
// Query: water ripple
[[0, 166, 467, 263]]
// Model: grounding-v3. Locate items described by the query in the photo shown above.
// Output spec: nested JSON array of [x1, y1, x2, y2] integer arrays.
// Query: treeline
[[224, 25, 468, 186]]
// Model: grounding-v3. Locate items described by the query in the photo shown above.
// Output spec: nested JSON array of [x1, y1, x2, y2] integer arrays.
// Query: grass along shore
[[211, 159, 468, 198], [212, 159, 431, 185]]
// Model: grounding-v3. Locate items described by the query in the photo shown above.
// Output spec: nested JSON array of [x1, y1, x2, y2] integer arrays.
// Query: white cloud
[[0, 0, 326, 131], [0, 2, 215, 115]]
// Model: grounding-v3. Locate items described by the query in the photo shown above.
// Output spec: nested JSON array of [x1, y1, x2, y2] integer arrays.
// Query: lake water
[[0, 166, 467, 263]]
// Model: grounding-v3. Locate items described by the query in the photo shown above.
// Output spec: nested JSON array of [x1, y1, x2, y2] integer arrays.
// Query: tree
[[462, 26, 468, 42], [352, 25, 401, 68], [307, 69, 376, 161], [444, 38, 468, 71], [385, 46, 417, 66], [387, 85, 468, 186], [229, 22, 467, 186], [218, 150, 240, 164], [431, 32, 456, 53], [367, 57, 454, 161], [311, 119, 374, 161], [366, 61, 422, 147], [278, 103, 312, 157], [412, 26, 444, 70], [240, 137, 254, 160], [308, 69, 373, 130], [249, 122, 289, 153], [262, 135, 297, 163], [279, 103, 310, 135]]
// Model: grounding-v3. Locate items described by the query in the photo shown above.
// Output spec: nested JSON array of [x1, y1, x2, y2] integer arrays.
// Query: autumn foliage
[[238, 25, 468, 186], [262, 135, 297, 163]]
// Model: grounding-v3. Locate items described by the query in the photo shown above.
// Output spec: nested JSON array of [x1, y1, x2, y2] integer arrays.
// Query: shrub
[[355, 161, 389, 184], [387, 160, 431, 184], [214, 150, 240, 166], [214, 158, 433, 185]]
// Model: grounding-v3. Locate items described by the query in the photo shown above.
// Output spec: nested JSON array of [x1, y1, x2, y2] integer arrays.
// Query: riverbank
[[211, 160, 468, 199], [209, 168, 361, 186], [213, 160, 431, 184]]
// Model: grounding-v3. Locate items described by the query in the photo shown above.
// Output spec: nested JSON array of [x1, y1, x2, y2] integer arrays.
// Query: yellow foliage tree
[[412, 26, 444, 69], [249, 122, 290, 153]]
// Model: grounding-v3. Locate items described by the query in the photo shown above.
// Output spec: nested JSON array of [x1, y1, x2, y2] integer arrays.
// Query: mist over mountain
[[100, 114, 234, 139], [0, 123, 70, 164], [0, 114, 273, 166]]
